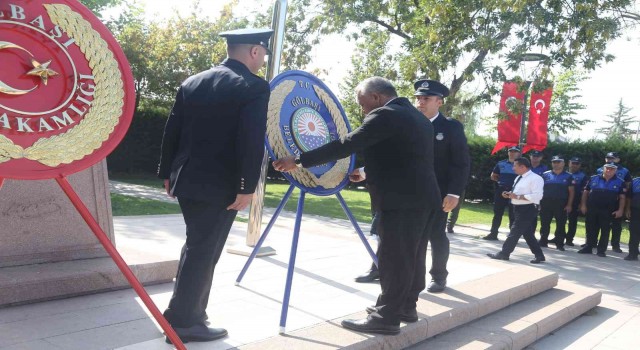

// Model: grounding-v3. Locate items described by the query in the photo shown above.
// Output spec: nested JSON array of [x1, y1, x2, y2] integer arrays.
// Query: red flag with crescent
[[523, 86, 553, 153], [492, 82, 525, 154]]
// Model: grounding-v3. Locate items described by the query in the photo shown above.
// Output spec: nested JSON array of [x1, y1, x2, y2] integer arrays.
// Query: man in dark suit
[[274, 77, 441, 335], [157, 28, 273, 344], [412, 79, 470, 293]]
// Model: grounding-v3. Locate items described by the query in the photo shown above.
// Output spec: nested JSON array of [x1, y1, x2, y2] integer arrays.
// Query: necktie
[[513, 175, 522, 189]]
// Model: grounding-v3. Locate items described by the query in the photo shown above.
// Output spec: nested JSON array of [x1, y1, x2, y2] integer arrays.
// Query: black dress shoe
[[556, 245, 565, 251], [355, 268, 380, 283], [482, 234, 499, 241], [624, 255, 638, 261], [597, 252, 607, 257], [446, 226, 454, 233], [580, 243, 587, 247], [427, 279, 446, 293], [577, 247, 593, 254], [341, 317, 400, 335], [566, 241, 575, 246], [538, 241, 548, 248], [530, 256, 545, 264], [612, 247, 623, 253], [165, 324, 228, 344], [487, 252, 509, 261], [365, 305, 418, 323]]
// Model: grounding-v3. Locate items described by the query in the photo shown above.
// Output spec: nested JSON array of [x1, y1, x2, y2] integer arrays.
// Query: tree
[[80, 0, 122, 16], [287, 0, 634, 118], [547, 70, 589, 134], [597, 99, 637, 140]]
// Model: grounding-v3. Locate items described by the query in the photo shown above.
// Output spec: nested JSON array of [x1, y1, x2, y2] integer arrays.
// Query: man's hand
[[163, 179, 175, 198], [564, 205, 572, 214], [613, 209, 623, 219], [442, 195, 459, 213], [273, 155, 297, 172], [626, 208, 631, 219], [580, 205, 587, 215], [349, 168, 366, 182], [227, 193, 253, 211]]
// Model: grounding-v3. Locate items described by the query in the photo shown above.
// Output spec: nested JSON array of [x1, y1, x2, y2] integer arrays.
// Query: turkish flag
[[492, 82, 525, 154], [523, 86, 553, 153]]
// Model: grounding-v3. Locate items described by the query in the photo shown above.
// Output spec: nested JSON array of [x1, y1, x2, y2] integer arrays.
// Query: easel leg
[[236, 184, 296, 285], [55, 177, 185, 349], [279, 190, 306, 334], [335, 192, 378, 267]]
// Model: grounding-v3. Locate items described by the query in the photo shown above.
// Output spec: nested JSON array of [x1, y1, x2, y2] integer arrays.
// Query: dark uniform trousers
[[539, 198, 567, 245], [566, 200, 581, 243], [629, 209, 640, 258], [499, 204, 544, 258], [427, 207, 450, 282], [585, 210, 614, 254], [610, 217, 623, 249], [374, 207, 438, 325], [490, 188, 514, 235], [446, 190, 466, 229], [163, 195, 237, 328]]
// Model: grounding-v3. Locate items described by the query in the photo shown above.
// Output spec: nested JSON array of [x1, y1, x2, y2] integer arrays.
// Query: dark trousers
[[163, 196, 237, 328], [539, 199, 567, 247], [490, 188, 514, 236], [629, 209, 640, 258], [427, 209, 449, 281], [610, 218, 622, 249], [446, 191, 465, 229], [374, 208, 437, 325], [585, 210, 613, 254], [566, 203, 581, 243], [500, 204, 544, 258]]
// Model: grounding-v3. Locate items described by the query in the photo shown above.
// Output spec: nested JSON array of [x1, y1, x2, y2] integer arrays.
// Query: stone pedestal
[[0, 160, 113, 268]]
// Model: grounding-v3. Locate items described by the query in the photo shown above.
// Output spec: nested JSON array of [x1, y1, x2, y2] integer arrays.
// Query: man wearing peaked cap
[[566, 157, 588, 246], [529, 150, 548, 176], [538, 156, 574, 251], [595, 152, 632, 253], [412, 78, 470, 294], [158, 27, 273, 343]]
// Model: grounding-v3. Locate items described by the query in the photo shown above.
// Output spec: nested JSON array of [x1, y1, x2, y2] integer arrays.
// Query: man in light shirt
[[487, 157, 546, 264]]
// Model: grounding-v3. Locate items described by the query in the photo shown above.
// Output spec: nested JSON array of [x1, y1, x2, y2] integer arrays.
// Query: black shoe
[[612, 247, 623, 253], [487, 252, 509, 261], [538, 240, 548, 248], [624, 255, 638, 261], [581, 243, 587, 247], [427, 279, 447, 293], [365, 305, 418, 323], [446, 226, 454, 234], [596, 252, 606, 257], [482, 234, 499, 241], [341, 317, 400, 335], [355, 268, 380, 283], [165, 324, 228, 344], [577, 247, 593, 254], [530, 256, 546, 264], [566, 241, 575, 246], [556, 245, 565, 252]]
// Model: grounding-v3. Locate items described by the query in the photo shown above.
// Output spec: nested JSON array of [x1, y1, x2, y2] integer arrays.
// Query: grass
[[109, 175, 629, 244]]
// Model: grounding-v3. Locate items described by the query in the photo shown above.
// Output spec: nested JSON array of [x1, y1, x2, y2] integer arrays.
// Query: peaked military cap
[[530, 150, 543, 157], [569, 157, 582, 163], [413, 79, 450, 97], [507, 146, 521, 152], [551, 155, 564, 162], [219, 28, 274, 54], [605, 151, 619, 158], [603, 162, 618, 168]]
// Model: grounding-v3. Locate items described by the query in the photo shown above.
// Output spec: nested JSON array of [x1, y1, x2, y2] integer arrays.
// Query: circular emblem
[[0, 1, 135, 180], [436, 132, 444, 141], [266, 70, 354, 196], [421, 81, 429, 88]]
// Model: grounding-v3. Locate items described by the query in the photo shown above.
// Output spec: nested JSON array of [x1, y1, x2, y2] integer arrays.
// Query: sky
[[106, 0, 640, 140]]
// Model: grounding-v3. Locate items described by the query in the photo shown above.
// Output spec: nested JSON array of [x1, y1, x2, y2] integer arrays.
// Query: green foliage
[[597, 99, 638, 141], [548, 70, 589, 134], [79, 0, 122, 16], [111, 193, 181, 216]]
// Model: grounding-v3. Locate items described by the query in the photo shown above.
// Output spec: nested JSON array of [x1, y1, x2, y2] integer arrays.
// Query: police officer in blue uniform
[[577, 162, 626, 257], [624, 177, 640, 261], [538, 156, 574, 251], [157, 28, 273, 343], [529, 150, 548, 176], [566, 157, 588, 246], [595, 152, 632, 253], [483, 146, 521, 240]]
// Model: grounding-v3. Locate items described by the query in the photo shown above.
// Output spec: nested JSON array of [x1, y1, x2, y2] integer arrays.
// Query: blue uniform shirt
[[585, 175, 626, 212], [570, 170, 588, 205], [596, 164, 632, 183], [629, 177, 640, 210], [493, 159, 517, 189], [531, 164, 548, 176], [541, 170, 574, 200]]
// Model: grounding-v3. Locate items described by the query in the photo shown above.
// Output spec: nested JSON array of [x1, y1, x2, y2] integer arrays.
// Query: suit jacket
[[157, 59, 270, 201], [301, 97, 441, 211], [431, 113, 471, 197]]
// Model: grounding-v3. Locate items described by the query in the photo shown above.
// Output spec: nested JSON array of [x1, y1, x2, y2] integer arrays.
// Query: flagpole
[[518, 53, 549, 150]]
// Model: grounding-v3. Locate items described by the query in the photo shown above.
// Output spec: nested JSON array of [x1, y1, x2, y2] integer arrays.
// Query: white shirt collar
[[428, 112, 440, 122]]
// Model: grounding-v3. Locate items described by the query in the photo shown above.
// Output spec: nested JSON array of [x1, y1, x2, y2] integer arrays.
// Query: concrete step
[[236, 265, 559, 350], [407, 280, 602, 350]]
